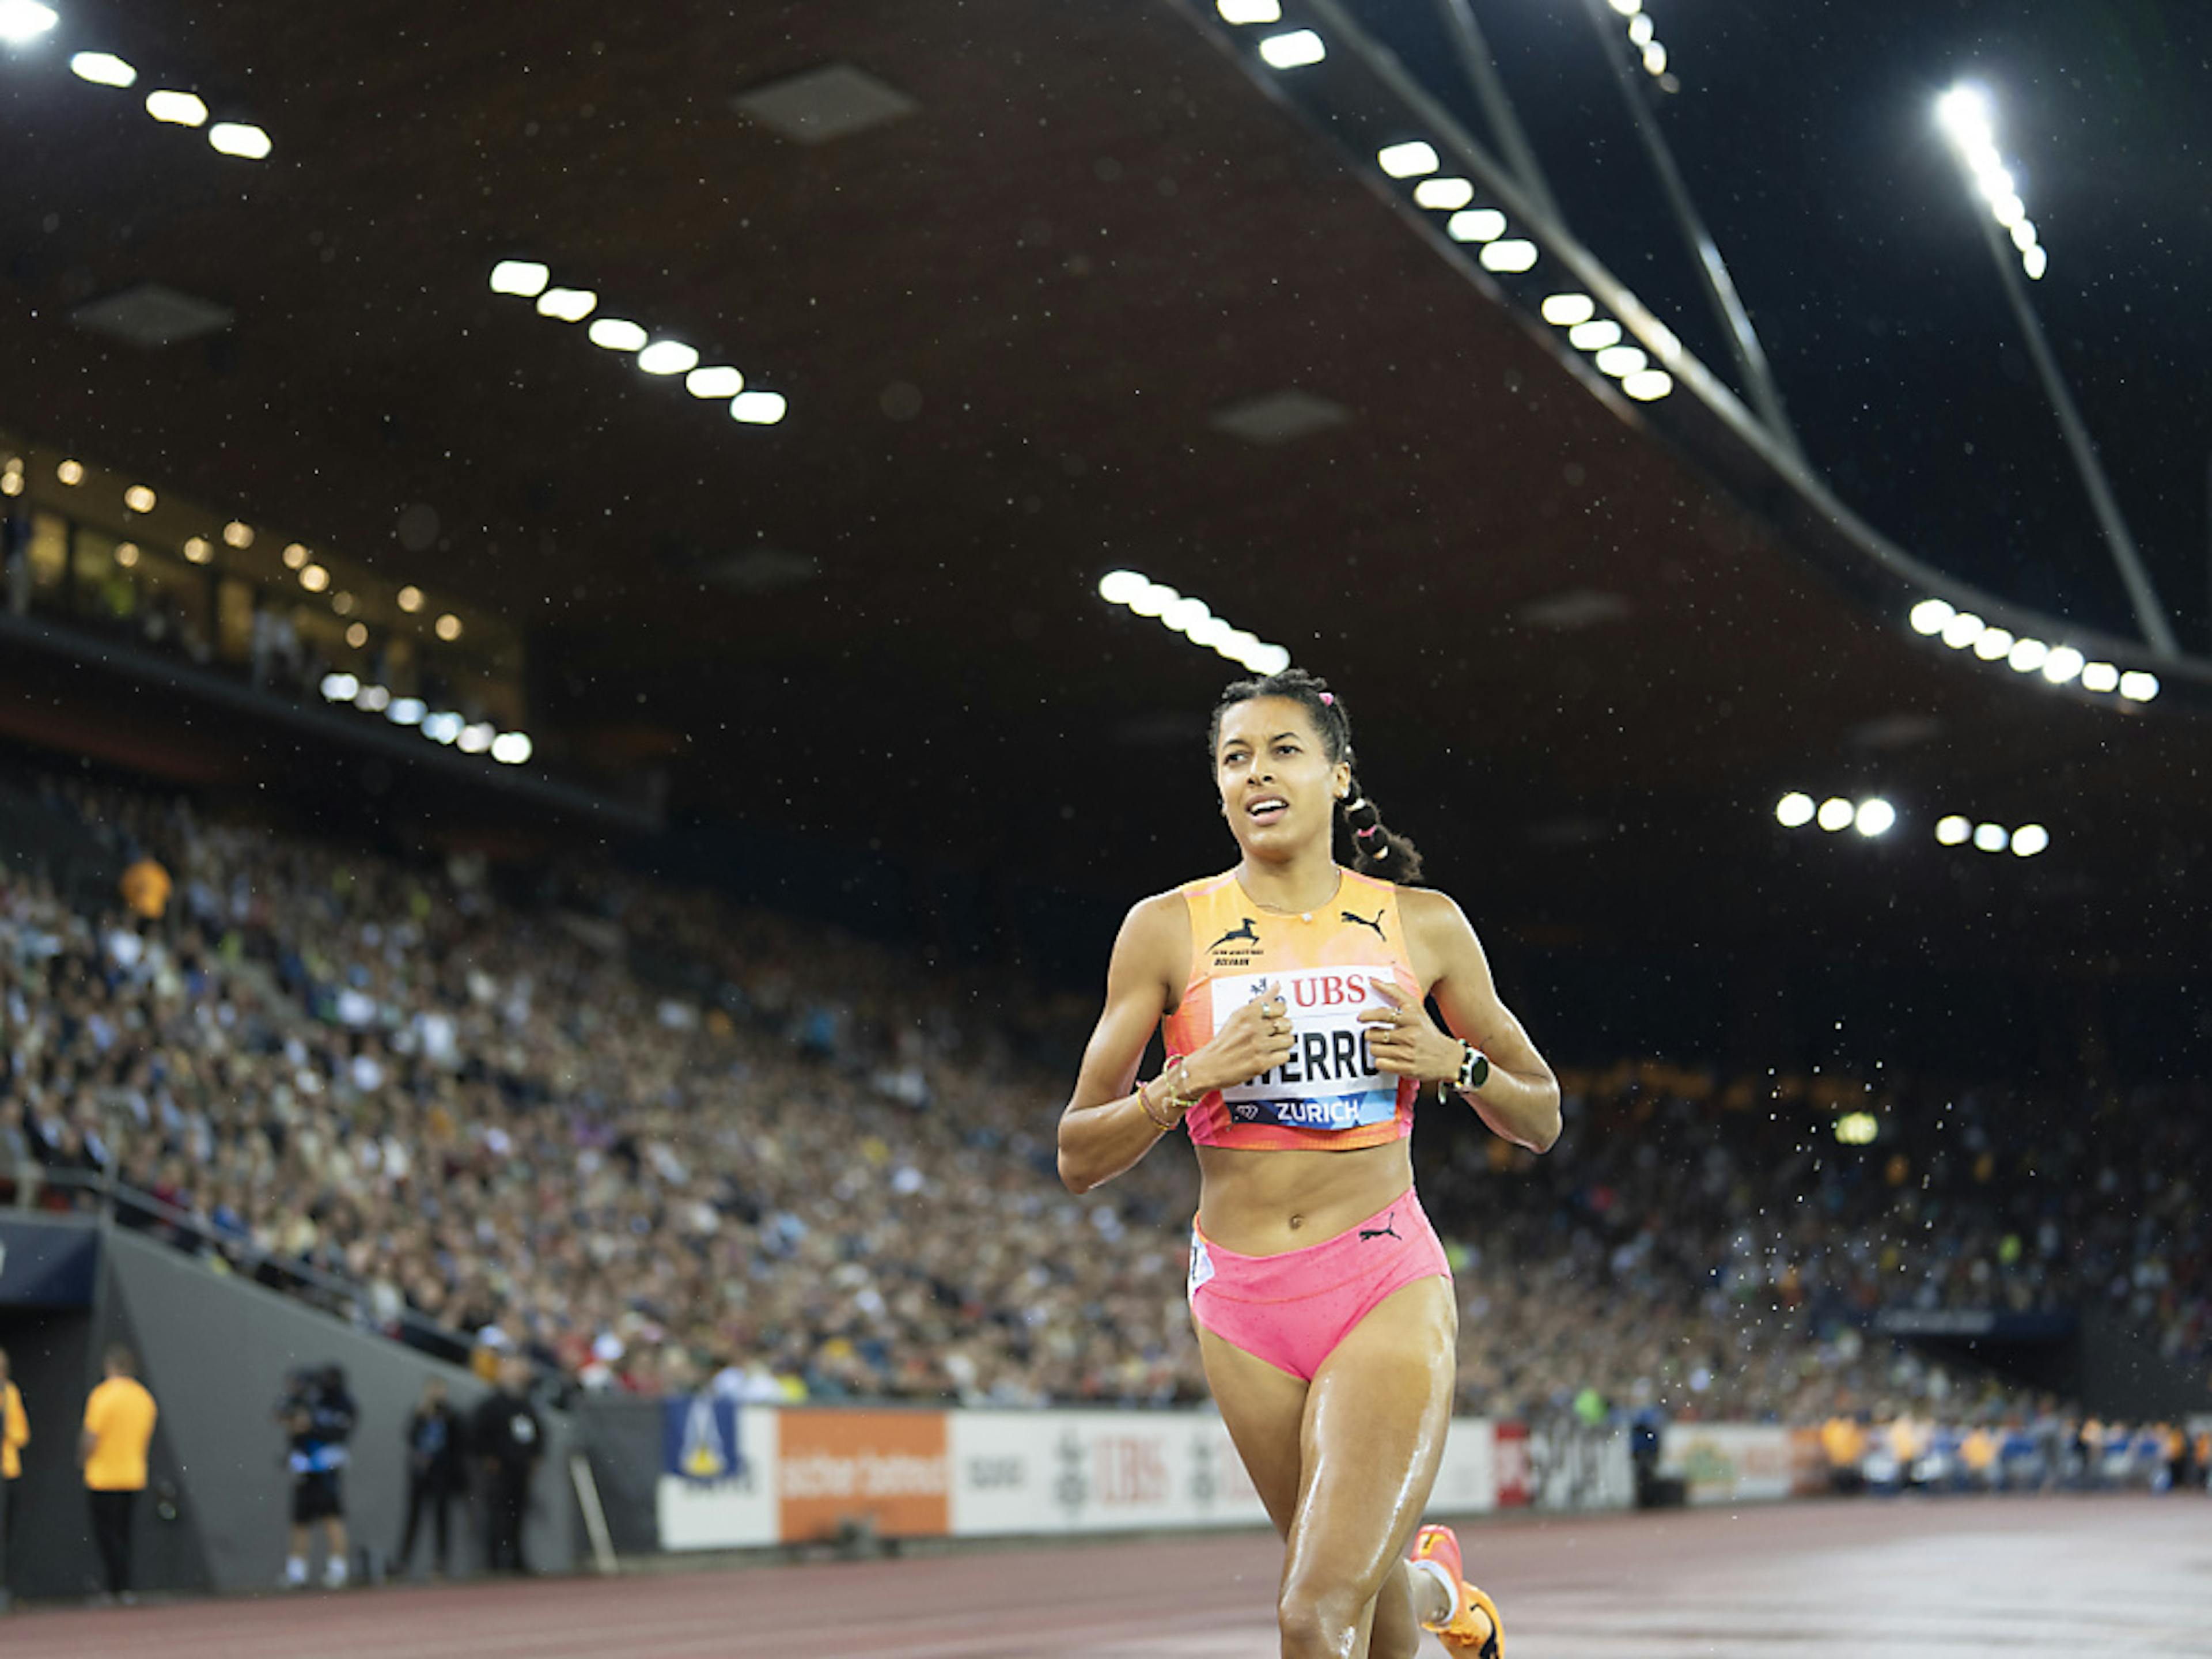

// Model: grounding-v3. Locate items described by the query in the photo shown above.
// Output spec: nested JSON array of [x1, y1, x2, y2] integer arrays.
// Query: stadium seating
[[2, 770, 2203, 1438]]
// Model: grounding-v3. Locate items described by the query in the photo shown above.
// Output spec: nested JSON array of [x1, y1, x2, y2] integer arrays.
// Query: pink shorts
[[1187, 1190, 1453, 1381]]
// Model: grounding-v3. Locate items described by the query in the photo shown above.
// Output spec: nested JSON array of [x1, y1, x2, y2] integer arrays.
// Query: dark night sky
[[1359, 0, 2210, 650]]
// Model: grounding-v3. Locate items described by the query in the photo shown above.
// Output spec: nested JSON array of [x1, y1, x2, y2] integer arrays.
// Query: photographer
[[277, 1364, 358, 1590]]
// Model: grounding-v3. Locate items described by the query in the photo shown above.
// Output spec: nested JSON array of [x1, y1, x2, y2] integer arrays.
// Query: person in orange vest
[[118, 853, 172, 923], [2, 1344, 27, 1590], [81, 1344, 158, 1603], [1819, 1415, 1866, 1493]]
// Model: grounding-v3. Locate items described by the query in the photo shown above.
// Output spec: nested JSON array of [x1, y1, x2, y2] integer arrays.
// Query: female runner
[[1058, 668, 1560, 1659]]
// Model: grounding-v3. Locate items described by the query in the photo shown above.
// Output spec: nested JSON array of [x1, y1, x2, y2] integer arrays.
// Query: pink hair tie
[[1354, 825, 1382, 842], [1319, 692, 1335, 706]]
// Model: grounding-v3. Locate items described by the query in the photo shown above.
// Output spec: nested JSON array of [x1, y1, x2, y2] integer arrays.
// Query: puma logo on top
[[1209, 916, 1260, 952], [1341, 908, 1387, 942]]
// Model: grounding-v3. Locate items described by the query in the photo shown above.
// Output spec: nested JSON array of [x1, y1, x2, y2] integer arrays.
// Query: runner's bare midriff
[[1194, 1139, 1414, 1256]]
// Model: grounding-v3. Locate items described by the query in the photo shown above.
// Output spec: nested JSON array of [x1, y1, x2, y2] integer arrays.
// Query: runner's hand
[[1359, 978, 1458, 1081], [1188, 981, 1295, 1092]]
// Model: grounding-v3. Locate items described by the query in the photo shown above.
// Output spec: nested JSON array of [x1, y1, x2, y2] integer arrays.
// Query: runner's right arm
[[1057, 896, 1291, 1193]]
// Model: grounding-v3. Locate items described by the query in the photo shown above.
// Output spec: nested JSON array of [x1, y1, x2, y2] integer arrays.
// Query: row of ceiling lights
[[319, 673, 531, 766], [1096, 569, 1293, 676], [1215, 3, 2156, 720], [1774, 792, 2049, 858], [1603, 0, 1672, 81], [0, 8, 272, 158], [1936, 816, 2049, 857], [1215, 2, 1676, 407], [14, 452, 467, 646], [1935, 86, 2047, 282], [487, 262, 787, 426], [1907, 598, 2158, 702], [1377, 138, 1673, 401], [1774, 792, 1896, 838]]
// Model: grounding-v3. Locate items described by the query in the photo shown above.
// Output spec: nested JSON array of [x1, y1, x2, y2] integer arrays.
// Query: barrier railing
[[10, 1165, 479, 1366]]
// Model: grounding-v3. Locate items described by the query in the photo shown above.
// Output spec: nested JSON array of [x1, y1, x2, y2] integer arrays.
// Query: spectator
[[79, 1343, 156, 1604], [278, 1363, 357, 1589], [2, 1344, 25, 1590], [472, 1357, 542, 1575], [397, 1376, 465, 1580]]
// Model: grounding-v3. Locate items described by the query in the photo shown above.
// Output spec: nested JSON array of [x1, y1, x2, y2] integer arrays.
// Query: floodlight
[[636, 340, 700, 376], [1258, 30, 1325, 69], [145, 90, 209, 126], [71, 52, 137, 86], [0, 1, 58, 44], [536, 288, 597, 321], [1378, 142, 1440, 179], [1413, 178, 1474, 211], [1908, 599, 1955, 635], [1129, 583, 1176, 619], [685, 366, 744, 399], [1098, 570, 1147, 606], [1161, 597, 1211, 634], [490, 261, 550, 297], [1940, 612, 1984, 649], [587, 319, 647, 351], [208, 123, 272, 160], [1935, 86, 1993, 149]]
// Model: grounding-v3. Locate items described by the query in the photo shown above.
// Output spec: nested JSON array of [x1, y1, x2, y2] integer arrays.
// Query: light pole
[[1935, 85, 2179, 662], [1574, 0, 1803, 464]]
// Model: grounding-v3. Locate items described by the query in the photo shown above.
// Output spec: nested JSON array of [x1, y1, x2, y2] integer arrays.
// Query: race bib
[[1187, 1233, 1215, 1296], [1212, 967, 1399, 1132]]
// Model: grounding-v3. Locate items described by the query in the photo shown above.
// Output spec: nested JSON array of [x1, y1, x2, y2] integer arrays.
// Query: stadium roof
[[0, 0, 2203, 968]]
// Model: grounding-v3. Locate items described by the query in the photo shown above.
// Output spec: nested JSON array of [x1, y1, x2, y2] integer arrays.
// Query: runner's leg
[[1278, 1277, 1458, 1659]]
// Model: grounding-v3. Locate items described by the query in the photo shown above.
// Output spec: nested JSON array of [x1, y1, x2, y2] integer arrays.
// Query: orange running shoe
[[1408, 1522, 1502, 1658]]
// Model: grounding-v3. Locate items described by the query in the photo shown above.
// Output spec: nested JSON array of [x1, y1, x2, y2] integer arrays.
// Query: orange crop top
[[1161, 869, 1422, 1151]]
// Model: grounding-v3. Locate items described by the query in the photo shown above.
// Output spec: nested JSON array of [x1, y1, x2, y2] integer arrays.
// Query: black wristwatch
[[1455, 1040, 1490, 1093]]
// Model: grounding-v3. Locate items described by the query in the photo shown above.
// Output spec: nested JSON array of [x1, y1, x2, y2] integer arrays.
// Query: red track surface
[[7, 1496, 2209, 1657]]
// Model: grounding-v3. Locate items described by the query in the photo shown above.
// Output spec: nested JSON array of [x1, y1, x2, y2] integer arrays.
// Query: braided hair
[[1207, 668, 1426, 884]]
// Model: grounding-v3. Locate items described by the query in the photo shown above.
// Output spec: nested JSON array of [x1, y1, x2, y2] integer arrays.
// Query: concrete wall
[[101, 1228, 578, 1593]]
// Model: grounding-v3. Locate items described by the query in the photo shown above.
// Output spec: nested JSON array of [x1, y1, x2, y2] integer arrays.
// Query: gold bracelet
[[1138, 1058, 1199, 1130], [1137, 1078, 1180, 1130]]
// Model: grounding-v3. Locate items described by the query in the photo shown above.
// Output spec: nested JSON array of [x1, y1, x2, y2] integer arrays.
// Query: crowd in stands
[[0, 769, 2205, 1434]]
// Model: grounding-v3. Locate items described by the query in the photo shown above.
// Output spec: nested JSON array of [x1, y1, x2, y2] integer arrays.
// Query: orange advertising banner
[[778, 1408, 950, 1543]]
